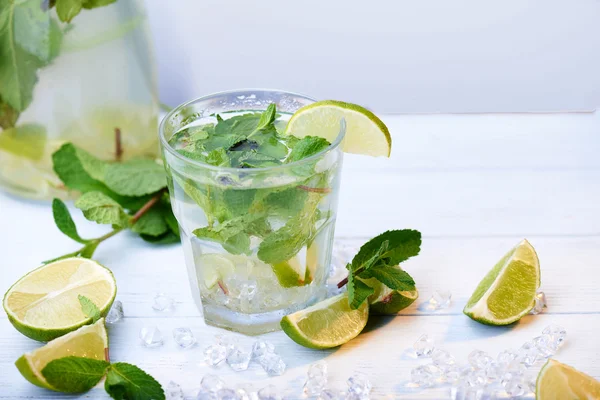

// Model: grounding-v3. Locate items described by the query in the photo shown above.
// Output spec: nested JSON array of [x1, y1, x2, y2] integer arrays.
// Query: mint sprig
[[41, 357, 164, 399], [339, 230, 422, 309], [46, 143, 178, 262]]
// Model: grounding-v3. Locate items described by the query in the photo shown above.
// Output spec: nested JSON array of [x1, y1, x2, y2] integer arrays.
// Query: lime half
[[15, 318, 108, 390], [365, 277, 418, 315], [3, 257, 117, 341], [463, 239, 540, 325], [286, 100, 392, 157], [281, 292, 369, 349], [537, 359, 600, 399]]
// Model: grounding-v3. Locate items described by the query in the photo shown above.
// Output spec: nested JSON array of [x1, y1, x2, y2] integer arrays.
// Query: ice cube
[[542, 324, 567, 350], [252, 340, 275, 361], [413, 334, 435, 357], [317, 389, 338, 400], [196, 390, 217, 400], [152, 293, 174, 312], [518, 341, 540, 367], [530, 291, 547, 315], [431, 348, 456, 369], [411, 364, 441, 387], [201, 374, 225, 392], [496, 349, 519, 370], [139, 326, 163, 348], [468, 350, 493, 370], [172, 327, 196, 349], [216, 388, 237, 400], [501, 371, 526, 397], [532, 335, 556, 359], [166, 381, 183, 400], [304, 361, 328, 396], [347, 373, 372, 397], [105, 300, 124, 324], [427, 290, 452, 310], [226, 346, 252, 372], [215, 334, 238, 356], [236, 384, 259, 400], [460, 367, 486, 388], [257, 385, 280, 400], [260, 353, 286, 376], [204, 344, 227, 367]]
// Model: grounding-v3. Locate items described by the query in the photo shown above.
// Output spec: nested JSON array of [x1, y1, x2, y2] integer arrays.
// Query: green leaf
[[104, 362, 165, 400], [75, 191, 129, 227], [52, 143, 110, 194], [13, 0, 54, 63], [253, 103, 276, 133], [0, 0, 44, 111], [82, 0, 117, 9], [257, 193, 322, 264], [350, 229, 421, 272], [55, 0, 83, 22], [286, 136, 330, 163], [78, 295, 101, 323], [131, 207, 168, 237], [0, 98, 19, 129], [52, 198, 89, 244], [347, 270, 374, 310], [41, 356, 109, 393], [360, 265, 416, 292], [140, 230, 180, 244], [193, 214, 265, 255], [164, 208, 179, 236], [0, 123, 46, 160], [205, 148, 230, 167], [104, 159, 167, 197]]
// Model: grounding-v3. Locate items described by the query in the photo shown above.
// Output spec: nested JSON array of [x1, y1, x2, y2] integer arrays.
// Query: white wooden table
[[1, 112, 599, 399]]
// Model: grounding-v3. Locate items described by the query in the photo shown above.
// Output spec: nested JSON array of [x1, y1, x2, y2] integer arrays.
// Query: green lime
[[362, 275, 418, 314], [15, 318, 108, 390], [197, 253, 236, 289], [280, 292, 369, 349], [463, 239, 540, 325], [537, 359, 600, 399], [3, 257, 117, 341], [285, 100, 392, 157]]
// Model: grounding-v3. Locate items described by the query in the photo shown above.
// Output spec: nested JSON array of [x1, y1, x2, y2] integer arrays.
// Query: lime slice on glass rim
[[285, 100, 392, 157], [536, 359, 600, 399], [15, 319, 108, 391], [3, 257, 116, 342], [463, 239, 540, 325], [280, 292, 369, 349]]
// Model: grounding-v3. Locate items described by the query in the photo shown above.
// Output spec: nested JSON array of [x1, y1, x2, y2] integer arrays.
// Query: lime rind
[[3, 257, 116, 342], [463, 239, 540, 325]]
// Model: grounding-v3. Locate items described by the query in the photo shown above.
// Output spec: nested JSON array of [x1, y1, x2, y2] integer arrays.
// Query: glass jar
[[160, 90, 345, 334], [0, 0, 158, 199]]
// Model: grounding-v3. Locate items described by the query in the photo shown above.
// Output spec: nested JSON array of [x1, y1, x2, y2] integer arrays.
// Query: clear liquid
[[0, 1, 158, 199]]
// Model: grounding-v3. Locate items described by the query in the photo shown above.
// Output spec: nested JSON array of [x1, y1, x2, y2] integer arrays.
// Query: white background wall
[[145, 0, 600, 113]]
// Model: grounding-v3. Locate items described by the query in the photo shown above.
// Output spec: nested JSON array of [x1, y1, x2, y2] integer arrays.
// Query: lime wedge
[[272, 256, 307, 288], [362, 276, 418, 315], [280, 292, 369, 349], [537, 359, 600, 399], [463, 239, 540, 325], [198, 253, 236, 289], [15, 318, 108, 390], [3, 258, 117, 341], [286, 100, 392, 157]]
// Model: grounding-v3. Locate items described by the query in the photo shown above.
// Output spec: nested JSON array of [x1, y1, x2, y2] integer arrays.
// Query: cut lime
[[198, 253, 236, 289], [280, 292, 369, 349], [362, 276, 418, 315], [286, 100, 392, 157], [272, 256, 306, 288], [536, 359, 600, 399], [15, 318, 108, 390], [463, 239, 540, 325], [3, 257, 117, 341]]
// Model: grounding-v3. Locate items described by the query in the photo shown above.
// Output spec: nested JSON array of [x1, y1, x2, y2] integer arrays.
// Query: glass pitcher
[[0, 0, 158, 199]]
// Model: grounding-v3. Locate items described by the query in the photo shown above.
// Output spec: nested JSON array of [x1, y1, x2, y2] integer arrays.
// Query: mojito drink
[[160, 90, 344, 334]]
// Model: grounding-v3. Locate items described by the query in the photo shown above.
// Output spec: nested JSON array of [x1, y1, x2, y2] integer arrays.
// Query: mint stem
[[115, 128, 123, 162], [337, 265, 367, 289], [130, 189, 165, 224], [298, 185, 331, 194]]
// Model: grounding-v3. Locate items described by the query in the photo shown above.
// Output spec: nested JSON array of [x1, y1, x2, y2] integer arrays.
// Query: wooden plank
[[1, 313, 598, 399]]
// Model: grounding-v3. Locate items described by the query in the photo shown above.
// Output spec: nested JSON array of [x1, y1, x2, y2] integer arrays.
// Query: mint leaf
[[253, 103, 276, 134], [104, 362, 165, 400], [0, 123, 46, 160], [131, 207, 168, 237], [41, 356, 109, 393], [78, 295, 101, 323], [52, 198, 89, 244], [75, 191, 129, 227], [104, 159, 166, 197], [82, 0, 117, 9], [360, 265, 416, 292], [0, 0, 44, 111], [351, 230, 421, 272], [193, 214, 265, 255], [347, 271, 374, 310], [257, 194, 322, 264], [140, 231, 179, 244], [286, 136, 330, 163], [52, 143, 110, 194], [164, 210, 180, 236], [352, 240, 389, 274], [0, 98, 19, 129], [55, 0, 83, 22]]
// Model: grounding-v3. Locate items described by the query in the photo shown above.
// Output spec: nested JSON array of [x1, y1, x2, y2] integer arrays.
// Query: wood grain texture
[[0, 112, 599, 398]]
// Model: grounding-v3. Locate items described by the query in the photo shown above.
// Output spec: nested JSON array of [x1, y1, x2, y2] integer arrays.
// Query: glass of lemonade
[[160, 90, 345, 334]]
